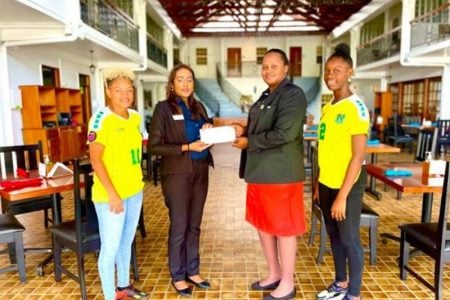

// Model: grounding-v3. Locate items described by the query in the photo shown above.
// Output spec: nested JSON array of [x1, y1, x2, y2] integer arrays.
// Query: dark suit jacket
[[241, 78, 307, 183], [148, 100, 213, 174]]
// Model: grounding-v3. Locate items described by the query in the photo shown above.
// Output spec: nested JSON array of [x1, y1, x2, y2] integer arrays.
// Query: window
[[390, 76, 442, 121], [42, 66, 60, 87], [146, 15, 164, 44], [390, 84, 399, 115], [110, 0, 133, 18], [360, 14, 385, 45], [256, 47, 267, 64], [196, 48, 207, 65], [415, 0, 446, 18], [402, 81, 424, 116], [428, 78, 442, 120], [316, 46, 323, 64]]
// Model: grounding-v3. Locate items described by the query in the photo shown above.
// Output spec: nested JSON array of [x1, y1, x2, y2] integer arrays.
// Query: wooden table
[[365, 143, 401, 199], [0, 173, 75, 275], [366, 162, 442, 223]]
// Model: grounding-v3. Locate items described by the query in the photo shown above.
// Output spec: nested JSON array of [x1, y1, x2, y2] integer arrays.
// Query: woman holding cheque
[[149, 64, 214, 297], [233, 49, 307, 300]]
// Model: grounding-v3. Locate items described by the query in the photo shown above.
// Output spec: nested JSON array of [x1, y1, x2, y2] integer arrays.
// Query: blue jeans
[[94, 191, 143, 300]]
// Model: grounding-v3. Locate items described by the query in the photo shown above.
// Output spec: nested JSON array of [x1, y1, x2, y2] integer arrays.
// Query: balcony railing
[[146, 34, 167, 68], [410, 3, 450, 48], [356, 26, 401, 66], [80, 0, 139, 52]]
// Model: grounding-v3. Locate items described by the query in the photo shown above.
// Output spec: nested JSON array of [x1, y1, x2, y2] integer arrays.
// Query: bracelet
[[187, 143, 190, 152]]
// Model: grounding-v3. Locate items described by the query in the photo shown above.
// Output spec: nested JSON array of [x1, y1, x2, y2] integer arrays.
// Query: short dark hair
[[327, 43, 353, 67], [265, 48, 289, 65]]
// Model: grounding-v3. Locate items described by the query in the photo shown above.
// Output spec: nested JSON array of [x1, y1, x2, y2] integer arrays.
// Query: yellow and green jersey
[[318, 94, 369, 189], [87, 108, 144, 203]]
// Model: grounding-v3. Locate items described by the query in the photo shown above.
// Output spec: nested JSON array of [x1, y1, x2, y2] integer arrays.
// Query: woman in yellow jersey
[[88, 68, 148, 300], [315, 44, 369, 300]]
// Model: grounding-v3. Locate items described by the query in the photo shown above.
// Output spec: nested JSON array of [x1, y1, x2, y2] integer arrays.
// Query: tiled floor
[[0, 144, 449, 299]]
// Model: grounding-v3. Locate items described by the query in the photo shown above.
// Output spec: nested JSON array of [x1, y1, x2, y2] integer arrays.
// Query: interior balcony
[[80, 0, 139, 52]]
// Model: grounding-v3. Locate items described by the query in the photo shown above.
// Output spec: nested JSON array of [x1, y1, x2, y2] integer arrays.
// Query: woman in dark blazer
[[149, 64, 213, 297], [233, 49, 307, 300]]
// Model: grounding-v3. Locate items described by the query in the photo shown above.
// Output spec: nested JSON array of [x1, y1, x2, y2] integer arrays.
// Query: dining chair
[[0, 213, 26, 282], [387, 113, 414, 153], [50, 158, 139, 300], [436, 119, 450, 156], [399, 161, 450, 300], [0, 142, 62, 228], [414, 129, 435, 162], [308, 146, 380, 265], [141, 139, 151, 180]]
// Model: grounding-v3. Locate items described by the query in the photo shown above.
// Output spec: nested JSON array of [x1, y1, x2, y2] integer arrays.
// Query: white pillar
[[136, 78, 145, 131], [350, 24, 361, 65], [440, 65, 450, 119], [164, 28, 173, 71], [0, 43, 14, 146], [135, 0, 147, 67]]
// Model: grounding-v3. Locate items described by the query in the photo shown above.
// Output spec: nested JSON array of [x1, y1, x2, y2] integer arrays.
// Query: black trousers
[[161, 159, 209, 282], [318, 167, 366, 297]]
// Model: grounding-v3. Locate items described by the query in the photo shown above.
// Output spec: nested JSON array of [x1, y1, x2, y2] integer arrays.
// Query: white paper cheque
[[200, 126, 236, 144]]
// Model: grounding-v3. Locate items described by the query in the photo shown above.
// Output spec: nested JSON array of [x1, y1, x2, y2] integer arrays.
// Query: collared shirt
[[177, 99, 208, 160]]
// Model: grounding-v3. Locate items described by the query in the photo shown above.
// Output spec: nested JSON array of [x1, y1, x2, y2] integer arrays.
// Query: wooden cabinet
[[374, 91, 393, 131], [20, 85, 88, 162]]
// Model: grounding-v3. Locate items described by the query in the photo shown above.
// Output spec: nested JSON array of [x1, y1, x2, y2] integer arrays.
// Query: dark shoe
[[186, 276, 211, 289], [171, 281, 192, 297], [251, 280, 281, 291], [263, 288, 296, 300]]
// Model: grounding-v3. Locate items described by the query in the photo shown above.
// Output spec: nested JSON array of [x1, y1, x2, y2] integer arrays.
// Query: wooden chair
[[436, 119, 450, 156], [0, 213, 26, 282], [387, 113, 414, 152], [399, 161, 450, 300], [308, 146, 380, 265], [50, 159, 139, 300], [0, 142, 61, 228]]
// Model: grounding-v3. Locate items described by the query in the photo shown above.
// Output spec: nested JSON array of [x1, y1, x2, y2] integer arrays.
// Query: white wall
[[7, 46, 95, 143], [186, 35, 325, 78], [24, 0, 74, 23], [389, 64, 441, 83]]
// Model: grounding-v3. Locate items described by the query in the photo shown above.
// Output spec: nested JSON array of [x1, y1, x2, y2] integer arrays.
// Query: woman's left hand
[[331, 195, 346, 221], [232, 137, 248, 149], [202, 123, 213, 129]]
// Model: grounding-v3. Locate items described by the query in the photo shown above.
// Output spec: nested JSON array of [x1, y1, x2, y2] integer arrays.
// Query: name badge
[[172, 114, 184, 120]]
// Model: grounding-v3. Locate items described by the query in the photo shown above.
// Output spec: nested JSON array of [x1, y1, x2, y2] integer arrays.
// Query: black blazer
[[148, 100, 213, 175], [241, 78, 307, 183]]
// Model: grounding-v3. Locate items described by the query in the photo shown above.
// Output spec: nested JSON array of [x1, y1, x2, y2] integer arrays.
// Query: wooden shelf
[[20, 85, 87, 162]]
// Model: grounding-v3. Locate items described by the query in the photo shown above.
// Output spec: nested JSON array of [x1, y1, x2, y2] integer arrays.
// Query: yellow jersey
[[87, 108, 144, 202], [318, 94, 369, 189]]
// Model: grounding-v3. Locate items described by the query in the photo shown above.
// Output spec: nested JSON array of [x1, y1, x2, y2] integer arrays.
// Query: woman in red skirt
[[233, 49, 307, 300]]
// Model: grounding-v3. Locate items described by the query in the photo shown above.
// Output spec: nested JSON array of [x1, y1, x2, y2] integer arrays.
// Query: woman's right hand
[[109, 193, 124, 214], [189, 140, 212, 152], [313, 181, 319, 202]]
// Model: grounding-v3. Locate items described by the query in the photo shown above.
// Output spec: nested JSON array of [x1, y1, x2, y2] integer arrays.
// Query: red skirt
[[246, 182, 306, 236]]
